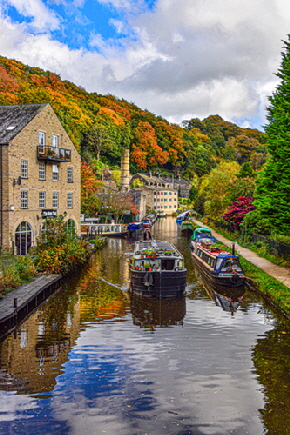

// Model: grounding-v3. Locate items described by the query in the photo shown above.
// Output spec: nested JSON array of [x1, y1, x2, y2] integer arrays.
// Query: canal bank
[[0, 274, 62, 338]]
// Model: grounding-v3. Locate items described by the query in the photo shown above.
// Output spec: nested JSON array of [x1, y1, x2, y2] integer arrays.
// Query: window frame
[[20, 190, 28, 208], [67, 192, 73, 209], [39, 191, 46, 209], [52, 191, 59, 208], [21, 160, 28, 179], [67, 167, 73, 183], [39, 162, 46, 181], [52, 164, 59, 182]]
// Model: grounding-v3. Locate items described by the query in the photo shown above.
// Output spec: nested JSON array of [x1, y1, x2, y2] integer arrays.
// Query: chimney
[[120, 148, 130, 191]]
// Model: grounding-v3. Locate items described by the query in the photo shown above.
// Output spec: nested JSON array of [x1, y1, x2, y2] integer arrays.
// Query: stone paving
[[0, 274, 61, 325], [193, 219, 290, 289]]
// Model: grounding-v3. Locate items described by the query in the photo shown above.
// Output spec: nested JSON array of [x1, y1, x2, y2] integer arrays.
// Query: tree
[[237, 161, 255, 178], [255, 36, 290, 234], [84, 123, 111, 161], [81, 162, 103, 216], [198, 161, 240, 217], [222, 196, 256, 229]]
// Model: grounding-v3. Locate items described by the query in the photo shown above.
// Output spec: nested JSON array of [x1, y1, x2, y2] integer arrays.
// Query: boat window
[[161, 259, 175, 270], [216, 258, 223, 270], [221, 258, 242, 272]]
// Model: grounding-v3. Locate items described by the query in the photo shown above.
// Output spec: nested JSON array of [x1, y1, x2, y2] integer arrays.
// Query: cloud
[[4, 0, 60, 30], [1, 0, 290, 129]]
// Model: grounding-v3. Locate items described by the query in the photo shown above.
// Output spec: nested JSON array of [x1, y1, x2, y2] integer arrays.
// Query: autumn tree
[[197, 161, 240, 218], [131, 121, 169, 170], [255, 36, 290, 234], [223, 196, 256, 229], [81, 162, 103, 216]]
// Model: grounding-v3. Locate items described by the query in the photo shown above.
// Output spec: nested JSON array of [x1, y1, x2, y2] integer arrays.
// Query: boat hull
[[191, 254, 245, 288], [129, 269, 187, 298]]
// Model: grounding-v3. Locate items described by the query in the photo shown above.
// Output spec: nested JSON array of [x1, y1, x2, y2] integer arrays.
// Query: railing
[[37, 146, 71, 162], [251, 234, 290, 259], [81, 223, 126, 240]]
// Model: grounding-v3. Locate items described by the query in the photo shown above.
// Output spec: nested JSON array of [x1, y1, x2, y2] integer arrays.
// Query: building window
[[39, 162, 46, 180], [21, 160, 28, 179], [52, 192, 59, 208], [52, 134, 59, 148], [68, 167, 73, 183], [39, 191, 46, 208], [39, 132, 46, 152], [21, 191, 28, 208], [52, 165, 59, 181], [68, 192, 73, 208]]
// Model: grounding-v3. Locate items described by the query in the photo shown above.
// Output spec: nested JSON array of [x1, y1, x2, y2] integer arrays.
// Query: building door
[[15, 222, 33, 255]]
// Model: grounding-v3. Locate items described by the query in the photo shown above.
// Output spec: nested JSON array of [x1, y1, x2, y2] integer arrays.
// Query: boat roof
[[195, 241, 238, 258], [134, 240, 183, 258], [194, 227, 211, 233]]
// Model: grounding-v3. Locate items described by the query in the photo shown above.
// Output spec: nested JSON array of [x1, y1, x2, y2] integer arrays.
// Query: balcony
[[37, 146, 71, 162]]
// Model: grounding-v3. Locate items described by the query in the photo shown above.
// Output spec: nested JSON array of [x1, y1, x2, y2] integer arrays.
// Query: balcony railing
[[37, 146, 71, 162]]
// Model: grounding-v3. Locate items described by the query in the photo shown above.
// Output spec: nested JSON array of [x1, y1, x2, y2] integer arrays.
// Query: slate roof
[[0, 103, 48, 144]]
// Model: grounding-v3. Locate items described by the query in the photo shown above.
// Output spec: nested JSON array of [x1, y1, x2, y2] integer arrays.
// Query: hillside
[[0, 56, 267, 178]]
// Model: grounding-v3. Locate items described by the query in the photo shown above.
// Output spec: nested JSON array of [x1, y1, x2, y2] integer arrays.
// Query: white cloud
[[0, 0, 290, 128], [4, 0, 60, 30]]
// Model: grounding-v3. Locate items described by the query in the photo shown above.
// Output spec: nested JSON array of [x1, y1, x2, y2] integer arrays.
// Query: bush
[[31, 216, 92, 275]]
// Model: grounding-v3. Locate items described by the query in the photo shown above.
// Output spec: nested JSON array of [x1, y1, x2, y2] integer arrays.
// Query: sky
[[0, 0, 290, 131]]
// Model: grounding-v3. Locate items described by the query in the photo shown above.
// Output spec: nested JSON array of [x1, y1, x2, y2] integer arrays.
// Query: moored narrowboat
[[190, 228, 245, 287], [129, 240, 187, 298], [181, 220, 194, 236], [127, 221, 143, 232]]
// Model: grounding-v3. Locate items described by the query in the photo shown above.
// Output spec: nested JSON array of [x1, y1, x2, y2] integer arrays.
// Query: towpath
[[192, 219, 290, 289]]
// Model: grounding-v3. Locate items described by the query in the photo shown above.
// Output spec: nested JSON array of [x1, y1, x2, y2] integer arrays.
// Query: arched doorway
[[15, 221, 33, 255], [66, 219, 76, 236]]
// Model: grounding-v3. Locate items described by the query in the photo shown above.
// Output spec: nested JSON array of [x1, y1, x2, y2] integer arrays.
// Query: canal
[[0, 217, 290, 435]]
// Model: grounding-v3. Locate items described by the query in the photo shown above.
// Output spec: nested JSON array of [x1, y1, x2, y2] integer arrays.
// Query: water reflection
[[130, 294, 186, 329], [0, 280, 81, 395], [0, 218, 289, 435], [193, 266, 245, 314]]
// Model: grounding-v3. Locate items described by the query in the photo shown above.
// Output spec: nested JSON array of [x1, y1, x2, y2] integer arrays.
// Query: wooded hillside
[[0, 55, 266, 178]]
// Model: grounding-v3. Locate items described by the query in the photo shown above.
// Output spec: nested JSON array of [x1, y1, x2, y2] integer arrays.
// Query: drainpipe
[[0, 143, 3, 247]]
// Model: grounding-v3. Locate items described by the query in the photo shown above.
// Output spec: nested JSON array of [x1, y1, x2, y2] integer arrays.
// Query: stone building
[[131, 173, 178, 215], [0, 103, 81, 254]]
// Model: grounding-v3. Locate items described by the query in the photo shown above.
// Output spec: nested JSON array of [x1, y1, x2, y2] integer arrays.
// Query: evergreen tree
[[255, 36, 290, 234]]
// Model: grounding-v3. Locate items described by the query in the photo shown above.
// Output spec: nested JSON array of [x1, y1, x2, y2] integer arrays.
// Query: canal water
[[0, 217, 290, 435]]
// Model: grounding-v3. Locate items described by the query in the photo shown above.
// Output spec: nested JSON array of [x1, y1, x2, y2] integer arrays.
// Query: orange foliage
[[81, 162, 103, 195], [98, 107, 125, 126], [0, 66, 20, 93], [131, 121, 170, 170], [100, 98, 131, 121], [131, 148, 148, 170]]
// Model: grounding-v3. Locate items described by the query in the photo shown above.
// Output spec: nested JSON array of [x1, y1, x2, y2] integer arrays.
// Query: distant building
[[0, 103, 81, 254]]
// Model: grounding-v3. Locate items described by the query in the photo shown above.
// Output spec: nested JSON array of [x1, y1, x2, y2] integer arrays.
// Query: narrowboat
[[176, 211, 190, 223], [181, 220, 194, 236], [141, 218, 152, 228], [127, 222, 143, 232], [129, 240, 187, 298], [190, 228, 245, 287]]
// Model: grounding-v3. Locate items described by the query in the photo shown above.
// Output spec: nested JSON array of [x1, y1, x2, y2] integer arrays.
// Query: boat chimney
[[232, 242, 235, 255]]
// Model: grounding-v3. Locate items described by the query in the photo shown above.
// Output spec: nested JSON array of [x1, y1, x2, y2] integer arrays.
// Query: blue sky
[[1, 0, 290, 130]]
